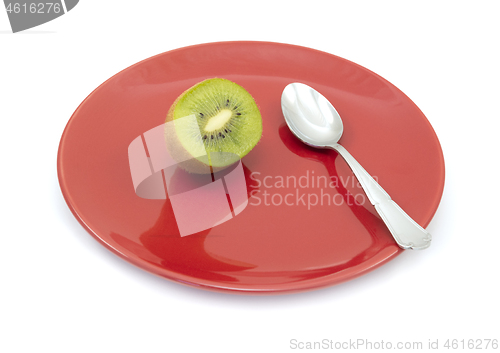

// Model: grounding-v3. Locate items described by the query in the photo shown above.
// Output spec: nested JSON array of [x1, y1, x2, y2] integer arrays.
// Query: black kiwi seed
[[226, 99, 229, 106], [224, 129, 228, 133], [203, 135, 207, 140], [200, 112, 204, 117], [218, 132, 222, 137], [236, 112, 241, 116], [211, 135, 214, 139]]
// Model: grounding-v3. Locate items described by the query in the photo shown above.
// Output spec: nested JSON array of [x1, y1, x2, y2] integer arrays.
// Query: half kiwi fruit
[[165, 78, 262, 174]]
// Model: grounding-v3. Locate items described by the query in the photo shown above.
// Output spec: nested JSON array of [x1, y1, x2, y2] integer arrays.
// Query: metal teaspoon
[[281, 82, 431, 250]]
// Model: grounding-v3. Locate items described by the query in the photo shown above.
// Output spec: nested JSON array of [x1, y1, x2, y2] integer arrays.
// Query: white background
[[1, 1, 499, 352]]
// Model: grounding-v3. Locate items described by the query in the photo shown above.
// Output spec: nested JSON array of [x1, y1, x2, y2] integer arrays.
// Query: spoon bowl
[[281, 83, 343, 147], [281, 82, 431, 250]]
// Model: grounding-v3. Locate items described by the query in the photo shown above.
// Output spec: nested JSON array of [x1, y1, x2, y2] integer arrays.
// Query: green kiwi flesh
[[166, 78, 262, 172]]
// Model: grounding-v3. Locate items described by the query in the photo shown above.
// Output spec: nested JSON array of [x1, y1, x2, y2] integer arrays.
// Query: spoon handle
[[331, 144, 431, 250]]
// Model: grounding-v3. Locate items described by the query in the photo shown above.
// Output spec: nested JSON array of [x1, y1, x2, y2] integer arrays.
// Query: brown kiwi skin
[[164, 80, 238, 174]]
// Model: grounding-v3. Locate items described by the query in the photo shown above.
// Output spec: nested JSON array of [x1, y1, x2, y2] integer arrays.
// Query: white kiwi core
[[204, 109, 233, 132]]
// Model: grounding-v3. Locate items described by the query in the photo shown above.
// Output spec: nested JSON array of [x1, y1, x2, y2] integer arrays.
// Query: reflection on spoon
[[278, 123, 398, 275]]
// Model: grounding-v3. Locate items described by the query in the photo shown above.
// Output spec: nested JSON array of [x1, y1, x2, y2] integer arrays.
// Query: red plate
[[57, 41, 444, 294]]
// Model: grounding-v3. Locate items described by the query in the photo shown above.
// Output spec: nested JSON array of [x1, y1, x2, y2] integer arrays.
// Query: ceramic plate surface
[[58, 41, 444, 294]]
